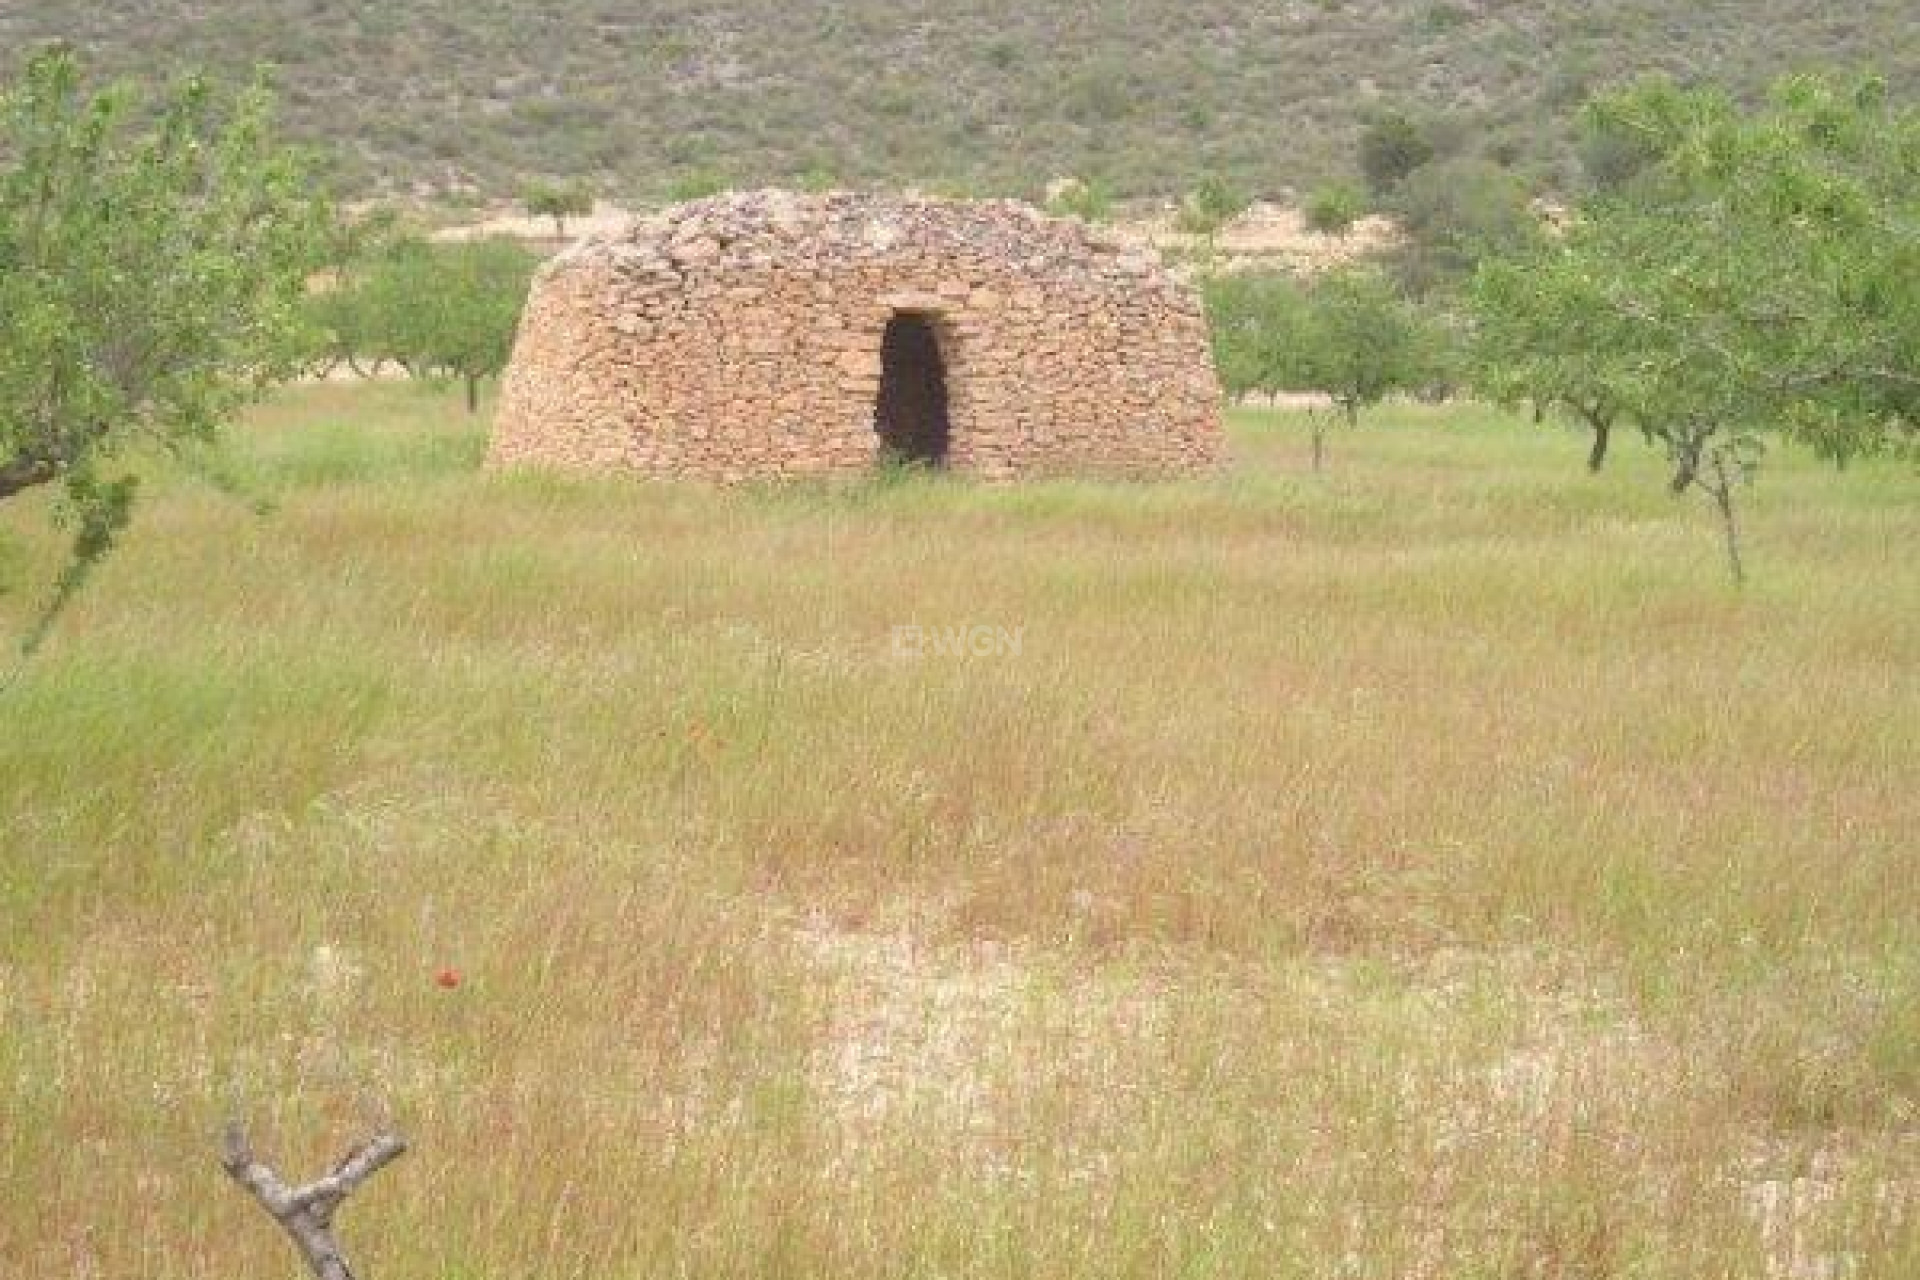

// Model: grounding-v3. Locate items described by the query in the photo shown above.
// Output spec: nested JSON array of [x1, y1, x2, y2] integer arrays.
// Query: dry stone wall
[[488, 190, 1223, 480]]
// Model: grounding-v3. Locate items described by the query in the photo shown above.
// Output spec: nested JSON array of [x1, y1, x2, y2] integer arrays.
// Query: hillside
[[7, 2, 1917, 200]]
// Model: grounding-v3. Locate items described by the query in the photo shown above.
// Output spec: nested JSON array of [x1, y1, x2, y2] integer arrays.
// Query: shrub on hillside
[[1304, 180, 1368, 235], [1358, 108, 1437, 194], [1176, 175, 1252, 240], [1385, 157, 1541, 296]]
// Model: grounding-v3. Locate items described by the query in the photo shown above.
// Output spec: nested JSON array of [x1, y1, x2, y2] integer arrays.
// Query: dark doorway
[[872, 313, 951, 465]]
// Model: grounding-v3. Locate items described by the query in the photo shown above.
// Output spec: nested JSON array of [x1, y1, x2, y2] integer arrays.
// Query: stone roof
[[552, 188, 1177, 293]]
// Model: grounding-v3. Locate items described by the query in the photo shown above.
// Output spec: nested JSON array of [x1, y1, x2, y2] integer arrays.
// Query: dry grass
[[2, 383, 1915, 1278]]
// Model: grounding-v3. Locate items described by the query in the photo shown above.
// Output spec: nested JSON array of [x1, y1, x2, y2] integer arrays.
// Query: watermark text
[[889, 623, 1026, 660]]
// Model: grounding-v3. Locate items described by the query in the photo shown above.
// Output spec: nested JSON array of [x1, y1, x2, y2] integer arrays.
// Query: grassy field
[[2, 384, 1915, 1278]]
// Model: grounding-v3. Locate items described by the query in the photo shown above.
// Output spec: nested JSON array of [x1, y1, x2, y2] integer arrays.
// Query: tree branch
[[289, 1135, 410, 1215], [0, 456, 59, 502], [220, 1124, 407, 1280]]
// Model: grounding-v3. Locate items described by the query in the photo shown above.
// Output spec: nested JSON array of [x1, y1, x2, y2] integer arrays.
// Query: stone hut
[[488, 190, 1223, 480]]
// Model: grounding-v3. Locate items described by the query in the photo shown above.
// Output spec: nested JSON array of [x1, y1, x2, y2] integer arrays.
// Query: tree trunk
[[1586, 416, 1612, 472], [465, 375, 480, 415], [1668, 438, 1699, 495], [1311, 418, 1326, 473], [1708, 452, 1746, 586]]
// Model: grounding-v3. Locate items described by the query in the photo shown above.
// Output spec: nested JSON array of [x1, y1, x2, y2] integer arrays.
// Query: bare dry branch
[[220, 1123, 407, 1280]]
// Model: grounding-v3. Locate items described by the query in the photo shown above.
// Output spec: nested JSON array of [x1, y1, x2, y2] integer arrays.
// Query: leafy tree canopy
[[1204, 272, 1307, 403], [358, 237, 538, 413], [522, 178, 594, 236], [1471, 72, 1919, 579], [1385, 156, 1542, 297], [1295, 268, 1449, 433], [1206, 267, 1447, 470], [0, 48, 322, 650]]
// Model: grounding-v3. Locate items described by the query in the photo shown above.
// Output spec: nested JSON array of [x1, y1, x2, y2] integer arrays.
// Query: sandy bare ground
[[430, 200, 637, 246], [1117, 199, 1400, 273]]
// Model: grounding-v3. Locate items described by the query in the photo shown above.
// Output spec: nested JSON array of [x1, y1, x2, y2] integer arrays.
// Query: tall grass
[[2, 384, 1914, 1278]]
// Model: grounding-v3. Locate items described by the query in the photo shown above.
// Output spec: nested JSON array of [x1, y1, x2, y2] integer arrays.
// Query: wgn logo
[[890, 623, 1026, 660]]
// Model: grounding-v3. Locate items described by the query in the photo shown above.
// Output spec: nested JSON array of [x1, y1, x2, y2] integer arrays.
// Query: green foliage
[[1471, 72, 1920, 580], [1206, 268, 1447, 469], [1358, 109, 1437, 194], [1176, 175, 1252, 239], [1303, 180, 1367, 235], [302, 208, 412, 378], [1385, 156, 1542, 297], [1061, 57, 1139, 124], [1469, 242, 1633, 474], [1295, 269, 1448, 431], [668, 170, 729, 202], [521, 178, 593, 236], [796, 164, 839, 194], [1203, 272, 1308, 402], [0, 47, 321, 650], [1575, 91, 1670, 193], [1044, 176, 1114, 224], [358, 238, 538, 412]]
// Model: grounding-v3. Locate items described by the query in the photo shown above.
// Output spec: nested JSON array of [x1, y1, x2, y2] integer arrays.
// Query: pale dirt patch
[[792, 919, 1171, 1167], [1117, 199, 1402, 275], [1738, 1141, 1917, 1280], [430, 199, 636, 246], [791, 926, 1912, 1277]]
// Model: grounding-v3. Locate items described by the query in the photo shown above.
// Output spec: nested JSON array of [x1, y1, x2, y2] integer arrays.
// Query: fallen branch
[[220, 1124, 407, 1280]]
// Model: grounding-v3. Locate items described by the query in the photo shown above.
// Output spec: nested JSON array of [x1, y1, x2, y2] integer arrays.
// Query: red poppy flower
[[434, 968, 461, 989]]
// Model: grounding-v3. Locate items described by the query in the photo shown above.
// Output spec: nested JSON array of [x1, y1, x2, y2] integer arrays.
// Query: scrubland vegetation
[[2, 389, 1915, 1277], [8, 1, 1917, 197]]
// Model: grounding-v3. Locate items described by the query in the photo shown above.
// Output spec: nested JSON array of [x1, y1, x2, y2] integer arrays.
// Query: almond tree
[[1292, 267, 1445, 470], [522, 178, 593, 238], [1471, 245, 1633, 473], [1471, 73, 1918, 582], [1203, 271, 1306, 406], [360, 237, 537, 414], [0, 48, 321, 648], [1204, 267, 1443, 470]]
